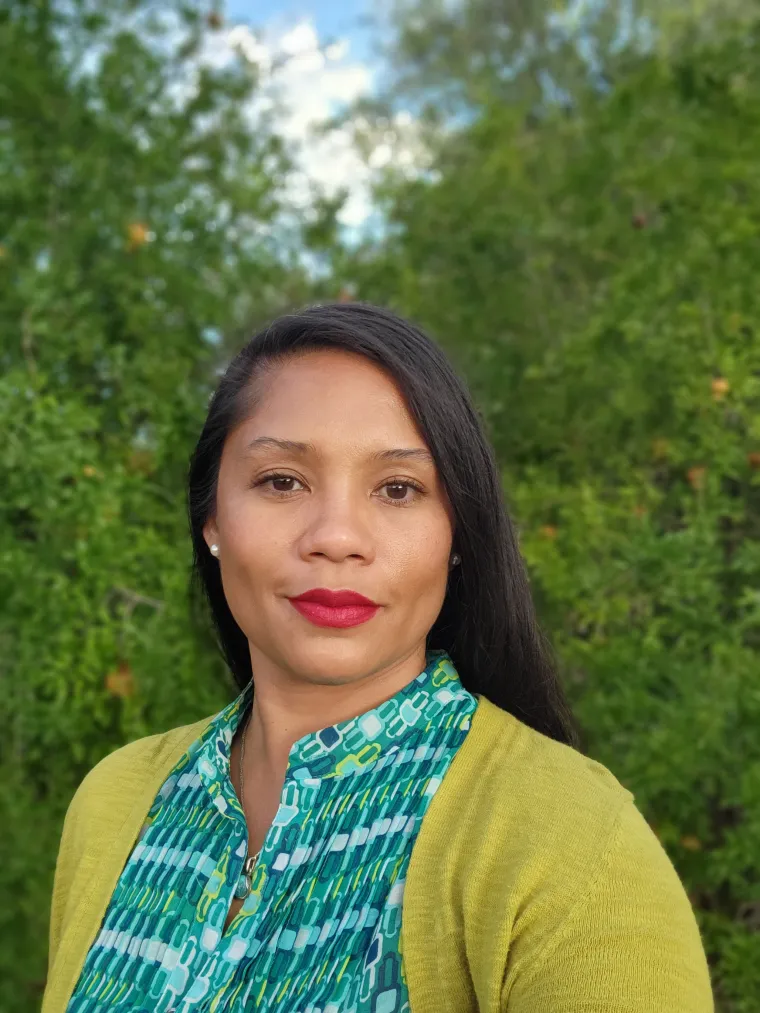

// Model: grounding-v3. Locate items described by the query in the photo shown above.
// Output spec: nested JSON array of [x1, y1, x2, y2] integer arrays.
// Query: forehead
[[237, 349, 424, 445]]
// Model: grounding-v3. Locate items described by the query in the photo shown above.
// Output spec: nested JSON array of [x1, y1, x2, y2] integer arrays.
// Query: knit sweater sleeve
[[502, 797, 714, 1012]]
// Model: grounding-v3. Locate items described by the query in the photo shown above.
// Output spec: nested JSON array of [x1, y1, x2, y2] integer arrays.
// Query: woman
[[43, 302, 714, 1012]]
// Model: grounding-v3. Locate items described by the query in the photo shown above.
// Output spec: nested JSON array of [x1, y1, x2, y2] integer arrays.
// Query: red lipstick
[[287, 588, 380, 628]]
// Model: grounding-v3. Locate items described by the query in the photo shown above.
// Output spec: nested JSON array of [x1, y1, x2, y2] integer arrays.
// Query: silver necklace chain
[[235, 706, 261, 898]]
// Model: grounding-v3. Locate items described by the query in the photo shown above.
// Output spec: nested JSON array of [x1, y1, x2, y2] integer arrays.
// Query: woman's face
[[204, 348, 455, 687]]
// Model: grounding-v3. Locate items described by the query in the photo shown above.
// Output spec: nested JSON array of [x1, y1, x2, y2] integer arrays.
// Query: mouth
[[287, 588, 380, 629]]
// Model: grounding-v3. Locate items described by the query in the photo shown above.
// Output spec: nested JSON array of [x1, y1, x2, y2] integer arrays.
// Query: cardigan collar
[[195, 648, 462, 821]]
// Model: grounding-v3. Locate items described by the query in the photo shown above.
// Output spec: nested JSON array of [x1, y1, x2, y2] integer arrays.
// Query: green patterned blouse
[[65, 649, 478, 1013]]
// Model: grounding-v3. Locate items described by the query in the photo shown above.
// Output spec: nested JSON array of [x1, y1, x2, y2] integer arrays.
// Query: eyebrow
[[244, 436, 434, 465]]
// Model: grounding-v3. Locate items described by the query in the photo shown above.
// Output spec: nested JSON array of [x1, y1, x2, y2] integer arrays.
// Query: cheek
[[389, 521, 451, 591], [217, 522, 285, 642], [219, 498, 287, 584]]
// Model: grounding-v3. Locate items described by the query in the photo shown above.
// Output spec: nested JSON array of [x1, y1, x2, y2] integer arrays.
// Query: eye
[[378, 479, 425, 507], [253, 473, 305, 495]]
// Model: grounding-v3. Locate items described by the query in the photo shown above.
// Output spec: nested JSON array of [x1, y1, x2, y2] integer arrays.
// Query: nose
[[296, 487, 375, 565]]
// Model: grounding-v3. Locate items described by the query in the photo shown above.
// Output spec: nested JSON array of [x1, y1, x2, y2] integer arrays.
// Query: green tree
[[380, 0, 620, 116], [0, 1, 309, 1006], [340, 15, 760, 1010], [364, 0, 758, 123]]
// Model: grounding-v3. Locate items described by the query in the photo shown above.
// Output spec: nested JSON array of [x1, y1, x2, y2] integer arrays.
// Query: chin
[[284, 641, 381, 685]]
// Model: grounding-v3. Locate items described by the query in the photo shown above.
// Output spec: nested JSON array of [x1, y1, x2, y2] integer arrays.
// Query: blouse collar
[[195, 648, 465, 819]]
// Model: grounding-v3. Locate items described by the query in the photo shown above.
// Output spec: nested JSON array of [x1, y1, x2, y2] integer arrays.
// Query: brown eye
[[386, 483, 409, 500], [271, 476, 296, 492], [379, 479, 425, 506], [253, 473, 304, 495]]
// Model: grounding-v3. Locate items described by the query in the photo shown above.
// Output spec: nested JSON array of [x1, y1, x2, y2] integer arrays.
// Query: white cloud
[[209, 17, 430, 236], [227, 25, 272, 73], [325, 39, 349, 62]]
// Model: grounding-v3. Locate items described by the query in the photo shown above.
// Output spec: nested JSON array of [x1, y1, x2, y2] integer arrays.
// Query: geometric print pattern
[[65, 649, 478, 1013]]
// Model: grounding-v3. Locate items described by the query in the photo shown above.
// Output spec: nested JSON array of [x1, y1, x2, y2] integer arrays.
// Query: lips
[[289, 588, 378, 607], [287, 588, 380, 628]]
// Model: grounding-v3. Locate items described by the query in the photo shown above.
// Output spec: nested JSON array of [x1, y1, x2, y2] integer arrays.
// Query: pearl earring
[[210, 544, 219, 557], [450, 553, 461, 567]]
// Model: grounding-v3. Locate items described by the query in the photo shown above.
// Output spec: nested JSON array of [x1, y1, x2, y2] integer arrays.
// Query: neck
[[242, 644, 428, 777]]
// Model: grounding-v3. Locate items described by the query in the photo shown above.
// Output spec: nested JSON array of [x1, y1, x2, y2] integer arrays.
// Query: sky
[[226, 0, 375, 64], [210, 0, 426, 240]]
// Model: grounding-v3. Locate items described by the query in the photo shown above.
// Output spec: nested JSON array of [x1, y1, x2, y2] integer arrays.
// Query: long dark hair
[[187, 301, 580, 748]]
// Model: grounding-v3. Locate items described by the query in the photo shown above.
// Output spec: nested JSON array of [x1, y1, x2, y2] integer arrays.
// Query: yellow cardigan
[[43, 694, 714, 1012]]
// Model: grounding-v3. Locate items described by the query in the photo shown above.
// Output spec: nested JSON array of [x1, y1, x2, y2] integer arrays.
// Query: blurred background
[[2, 0, 759, 1008]]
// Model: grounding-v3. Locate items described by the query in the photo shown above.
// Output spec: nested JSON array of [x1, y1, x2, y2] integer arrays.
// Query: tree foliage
[[340, 16, 760, 1011], [0, 1, 310, 1006], [373, 0, 758, 119]]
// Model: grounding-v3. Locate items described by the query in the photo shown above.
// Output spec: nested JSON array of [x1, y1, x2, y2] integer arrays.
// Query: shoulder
[[64, 714, 216, 837], [405, 688, 644, 948], [468, 694, 634, 827], [411, 694, 639, 918], [47, 713, 218, 975], [460, 701, 712, 1007], [406, 696, 710, 1000], [78, 714, 215, 794]]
